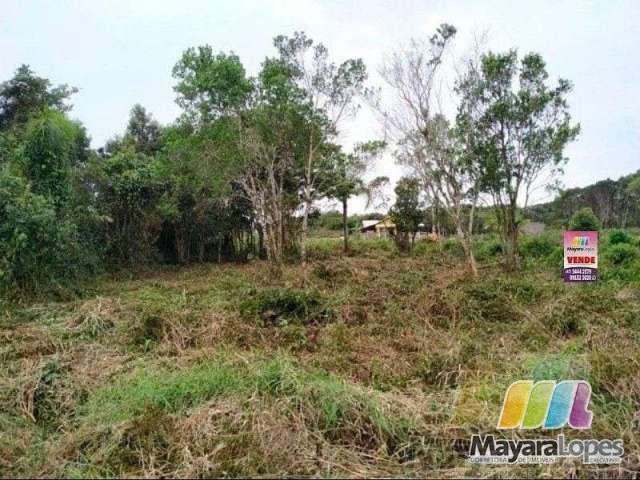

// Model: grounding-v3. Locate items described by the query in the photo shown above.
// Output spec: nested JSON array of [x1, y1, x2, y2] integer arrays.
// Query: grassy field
[[1, 234, 639, 477]]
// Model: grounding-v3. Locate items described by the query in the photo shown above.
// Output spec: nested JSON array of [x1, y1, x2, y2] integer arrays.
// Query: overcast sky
[[2, 0, 639, 211]]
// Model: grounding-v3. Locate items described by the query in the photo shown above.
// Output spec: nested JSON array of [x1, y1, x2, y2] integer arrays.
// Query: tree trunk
[[456, 224, 478, 276], [504, 205, 519, 270], [432, 209, 436, 235], [342, 197, 349, 253], [301, 190, 310, 265]]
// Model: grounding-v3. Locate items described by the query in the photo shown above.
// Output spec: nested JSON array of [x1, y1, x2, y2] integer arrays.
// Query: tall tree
[[172, 46, 253, 125], [0, 65, 77, 132], [236, 58, 310, 263], [273, 32, 367, 264], [458, 50, 580, 268], [376, 24, 481, 273], [425, 114, 481, 274]]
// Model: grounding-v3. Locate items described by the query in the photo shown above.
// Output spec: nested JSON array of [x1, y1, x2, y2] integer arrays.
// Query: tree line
[[526, 170, 640, 229], [1, 24, 584, 296]]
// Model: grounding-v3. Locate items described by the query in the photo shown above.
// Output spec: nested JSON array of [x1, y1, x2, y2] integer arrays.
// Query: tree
[[157, 120, 250, 264], [88, 147, 163, 264], [125, 104, 163, 155], [236, 58, 309, 264], [389, 177, 423, 252], [458, 50, 580, 269], [625, 175, 640, 227], [22, 109, 80, 208], [172, 46, 253, 125], [569, 207, 601, 231], [425, 114, 481, 274], [0, 166, 86, 294], [321, 141, 388, 252], [376, 24, 480, 273], [273, 32, 367, 264], [0, 65, 77, 132]]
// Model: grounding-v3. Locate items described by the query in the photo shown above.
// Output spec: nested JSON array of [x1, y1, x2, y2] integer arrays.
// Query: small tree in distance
[[322, 141, 388, 252], [569, 207, 601, 231], [389, 177, 423, 252]]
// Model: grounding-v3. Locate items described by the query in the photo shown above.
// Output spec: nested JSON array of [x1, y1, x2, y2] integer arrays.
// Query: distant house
[[360, 216, 432, 240], [360, 217, 396, 238]]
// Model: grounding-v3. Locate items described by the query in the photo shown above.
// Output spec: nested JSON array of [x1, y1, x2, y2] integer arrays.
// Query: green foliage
[[89, 148, 163, 264], [608, 229, 633, 245], [441, 237, 464, 256], [172, 46, 253, 124], [544, 245, 564, 269], [0, 64, 77, 131], [78, 353, 415, 472], [527, 170, 640, 229], [31, 361, 65, 425], [82, 360, 245, 423], [519, 235, 556, 258], [457, 49, 579, 267], [22, 110, 79, 206], [102, 104, 165, 157], [389, 177, 423, 252], [0, 167, 92, 295], [604, 243, 638, 266], [474, 235, 504, 261], [240, 287, 333, 326], [569, 207, 601, 231]]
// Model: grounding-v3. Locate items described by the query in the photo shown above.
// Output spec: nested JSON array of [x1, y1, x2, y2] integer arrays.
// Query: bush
[[568, 207, 601, 231], [544, 245, 564, 270], [412, 239, 440, 257], [473, 236, 503, 261], [519, 235, 556, 258], [306, 238, 341, 260], [604, 243, 639, 266], [441, 237, 464, 257], [0, 168, 93, 296], [608, 229, 633, 245], [240, 287, 334, 326]]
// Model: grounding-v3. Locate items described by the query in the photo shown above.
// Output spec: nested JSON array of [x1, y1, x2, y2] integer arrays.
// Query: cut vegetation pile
[[1, 233, 639, 477]]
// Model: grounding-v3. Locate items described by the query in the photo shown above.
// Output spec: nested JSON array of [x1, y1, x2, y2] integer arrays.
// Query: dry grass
[[1, 241, 639, 478]]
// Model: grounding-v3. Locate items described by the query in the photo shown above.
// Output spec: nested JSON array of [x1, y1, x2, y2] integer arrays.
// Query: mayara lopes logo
[[467, 381, 624, 465]]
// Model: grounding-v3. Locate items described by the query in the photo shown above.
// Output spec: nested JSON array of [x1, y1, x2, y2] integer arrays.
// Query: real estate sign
[[564, 231, 598, 282]]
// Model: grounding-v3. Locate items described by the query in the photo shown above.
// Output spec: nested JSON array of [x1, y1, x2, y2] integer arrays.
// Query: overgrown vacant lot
[[1, 238, 639, 478]]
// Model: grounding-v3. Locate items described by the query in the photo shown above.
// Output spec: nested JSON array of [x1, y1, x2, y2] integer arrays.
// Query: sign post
[[563, 231, 598, 282]]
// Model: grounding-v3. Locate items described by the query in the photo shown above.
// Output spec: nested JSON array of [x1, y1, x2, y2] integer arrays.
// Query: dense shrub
[[569, 207, 601, 231], [608, 229, 633, 245], [0, 169, 93, 295], [441, 237, 464, 257], [519, 235, 556, 258], [22, 110, 78, 206], [474, 236, 504, 261], [88, 149, 163, 264], [544, 245, 564, 270], [412, 239, 440, 257], [605, 243, 639, 266]]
